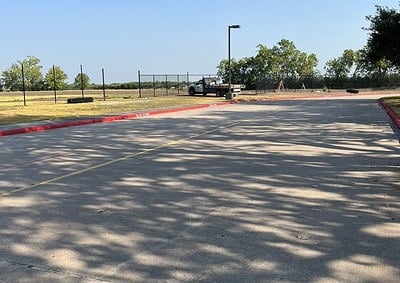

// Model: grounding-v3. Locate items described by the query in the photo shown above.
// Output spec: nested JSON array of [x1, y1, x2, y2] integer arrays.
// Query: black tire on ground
[[67, 97, 94, 103], [346, 89, 359, 94], [189, 87, 195, 96]]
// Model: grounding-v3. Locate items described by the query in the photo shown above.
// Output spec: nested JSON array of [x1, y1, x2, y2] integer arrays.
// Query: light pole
[[227, 24, 240, 100]]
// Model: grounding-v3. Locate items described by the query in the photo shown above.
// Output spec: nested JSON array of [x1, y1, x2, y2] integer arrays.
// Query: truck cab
[[191, 79, 205, 94], [189, 77, 221, 95]]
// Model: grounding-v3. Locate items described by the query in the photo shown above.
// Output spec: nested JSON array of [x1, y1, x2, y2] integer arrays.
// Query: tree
[[73, 73, 90, 89], [44, 66, 68, 90], [1, 64, 20, 91], [325, 58, 346, 79], [1, 56, 43, 91], [273, 39, 301, 79], [217, 39, 318, 89], [296, 52, 318, 79], [324, 49, 358, 79], [217, 56, 261, 89], [254, 44, 280, 77], [357, 47, 397, 87], [366, 5, 400, 67]]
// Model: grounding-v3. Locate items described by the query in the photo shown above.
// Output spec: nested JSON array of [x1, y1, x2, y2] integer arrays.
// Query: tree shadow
[[0, 98, 399, 281]]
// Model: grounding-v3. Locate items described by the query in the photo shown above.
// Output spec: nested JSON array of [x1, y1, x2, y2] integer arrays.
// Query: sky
[[1, 0, 399, 84]]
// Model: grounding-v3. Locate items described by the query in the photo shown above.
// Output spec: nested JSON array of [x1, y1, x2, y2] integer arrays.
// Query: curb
[[379, 98, 400, 130], [0, 101, 233, 137], [2, 95, 398, 137]]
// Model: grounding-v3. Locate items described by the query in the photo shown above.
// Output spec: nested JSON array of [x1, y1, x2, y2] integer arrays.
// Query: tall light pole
[[227, 24, 240, 100]]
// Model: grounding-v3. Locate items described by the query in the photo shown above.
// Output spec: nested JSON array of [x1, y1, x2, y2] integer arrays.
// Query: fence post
[[80, 64, 84, 98], [187, 71, 189, 91], [311, 76, 314, 92], [177, 75, 180, 95], [165, 75, 168, 95], [53, 65, 57, 104], [153, 75, 156, 97], [255, 75, 258, 95], [138, 70, 141, 98], [21, 63, 26, 106], [102, 68, 106, 101]]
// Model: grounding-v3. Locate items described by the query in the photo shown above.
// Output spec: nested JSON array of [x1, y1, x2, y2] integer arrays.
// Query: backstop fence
[[255, 74, 400, 94], [137, 71, 217, 98]]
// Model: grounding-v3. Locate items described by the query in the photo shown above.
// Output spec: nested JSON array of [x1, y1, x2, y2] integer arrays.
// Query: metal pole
[[165, 75, 168, 95], [102, 68, 106, 101], [53, 65, 57, 104], [80, 64, 84, 98], [226, 25, 240, 100], [228, 26, 231, 100], [177, 75, 180, 95], [138, 70, 141, 98], [21, 63, 26, 106], [153, 75, 156, 97], [187, 71, 189, 91]]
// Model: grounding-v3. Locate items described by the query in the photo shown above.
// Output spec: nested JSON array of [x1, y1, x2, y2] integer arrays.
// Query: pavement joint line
[[0, 144, 165, 197], [0, 118, 255, 198]]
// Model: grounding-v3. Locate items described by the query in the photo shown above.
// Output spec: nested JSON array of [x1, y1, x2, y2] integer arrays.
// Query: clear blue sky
[[1, 0, 398, 83]]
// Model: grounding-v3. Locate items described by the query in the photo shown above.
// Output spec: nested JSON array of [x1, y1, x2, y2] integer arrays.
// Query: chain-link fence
[[255, 74, 400, 94], [1, 67, 219, 105], [137, 71, 217, 97], [255, 76, 323, 93], [5, 65, 400, 106]]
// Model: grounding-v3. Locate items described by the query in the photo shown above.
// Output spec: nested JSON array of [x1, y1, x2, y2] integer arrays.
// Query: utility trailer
[[188, 77, 242, 97]]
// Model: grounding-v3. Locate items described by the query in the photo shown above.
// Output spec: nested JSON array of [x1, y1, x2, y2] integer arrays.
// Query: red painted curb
[[379, 98, 400, 130], [0, 101, 233, 137], [2, 94, 397, 137]]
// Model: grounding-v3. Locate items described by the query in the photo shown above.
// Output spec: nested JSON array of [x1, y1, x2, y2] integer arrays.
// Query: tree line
[[0, 56, 95, 92], [217, 5, 400, 90], [0, 56, 86, 91], [2, 5, 399, 92], [217, 40, 400, 90], [0, 56, 176, 92]]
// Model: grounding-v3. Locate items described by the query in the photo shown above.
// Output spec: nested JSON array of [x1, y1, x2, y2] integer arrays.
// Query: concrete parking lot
[[0, 95, 399, 282]]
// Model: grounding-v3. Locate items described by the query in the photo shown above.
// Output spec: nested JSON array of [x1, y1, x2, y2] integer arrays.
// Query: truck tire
[[216, 90, 224, 97], [189, 87, 195, 96]]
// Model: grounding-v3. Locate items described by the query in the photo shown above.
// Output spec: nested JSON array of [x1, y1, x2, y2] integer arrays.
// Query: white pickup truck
[[188, 77, 242, 97]]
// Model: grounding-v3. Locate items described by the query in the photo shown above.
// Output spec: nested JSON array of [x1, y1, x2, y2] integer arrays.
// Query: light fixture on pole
[[227, 24, 240, 100]]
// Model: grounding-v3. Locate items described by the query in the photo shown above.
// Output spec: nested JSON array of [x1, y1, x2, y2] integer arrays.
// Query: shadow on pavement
[[0, 98, 399, 281]]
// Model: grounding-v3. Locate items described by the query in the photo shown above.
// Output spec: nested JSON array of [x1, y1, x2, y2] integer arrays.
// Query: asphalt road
[[0, 95, 399, 282]]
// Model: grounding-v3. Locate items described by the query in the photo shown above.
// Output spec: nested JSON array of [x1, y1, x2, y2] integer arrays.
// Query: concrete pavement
[[0, 95, 399, 282]]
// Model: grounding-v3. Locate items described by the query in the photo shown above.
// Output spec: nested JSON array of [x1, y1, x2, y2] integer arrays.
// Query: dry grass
[[0, 90, 226, 125], [383, 96, 400, 116], [1, 89, 399, 126]]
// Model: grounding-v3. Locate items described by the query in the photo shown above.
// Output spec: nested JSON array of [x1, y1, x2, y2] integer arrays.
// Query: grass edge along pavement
[[1, 94, 400, 137], [380, 96, 400, 130], [0, 101, 235, 137]]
